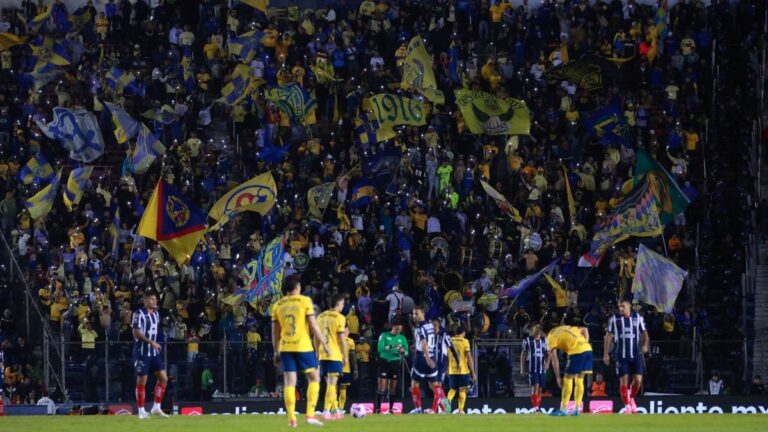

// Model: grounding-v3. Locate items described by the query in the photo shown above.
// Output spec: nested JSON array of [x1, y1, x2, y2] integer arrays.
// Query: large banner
[[454, 90, 530, 135], [366, 93, 426, 129]]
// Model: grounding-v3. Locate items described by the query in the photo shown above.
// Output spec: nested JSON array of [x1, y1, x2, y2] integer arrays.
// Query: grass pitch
[[1, 414, 766, 432]]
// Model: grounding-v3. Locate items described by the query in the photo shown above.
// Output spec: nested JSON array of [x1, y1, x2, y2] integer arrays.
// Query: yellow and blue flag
[[583, 99, 630, 146], [131, 124, 166, 174], [28, 35, 71, 68], [307, 182, 335, 220], [218, 64, 260, 105], [181, 46, 195, 92], [363, 147, 401, 193], [109, 206, 120, 260], [241, 0, 269, 13], [28, 6, 52, 33], [366, 93, 426, 129], [106, 67, 142, 95], [228, 30, 265, 63], [562, 163, 577, 226], [500, 258, 561, 299], [454, 89, 530, 135], [104, 102, 140, 144], [25, 169, 62, 220], [265, 84, 317, 124], [654, 0, 669, 40], [36, 107, 105, 163], [208, 172, 277, 230], [137, 179, 207, 265], [632, 243, 687, 312], [0, 32, 24, 51], [350, 178, 378, 208], [62, 166, 93, 211], [633, 149, 690, 225], [223, 234, 285, 307], [480, 180, 522, 222], [18, 154, 54, 185], [28, 62, 63, 91], [579, 177, 662, 267], [354, 113, 396, 145]]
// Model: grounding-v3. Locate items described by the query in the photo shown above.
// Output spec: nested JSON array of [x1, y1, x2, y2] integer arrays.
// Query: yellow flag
[[0, 32, 24, 51], [544, 273, 568, 308], [400, 36, 444, 104], [25, 169, 62, 220], [307, 182, 335, 220], [454, 90, 530, 135], [480, 180, 522, 223], [366, 93, 426, 129], [562, 163, 576, 227], [208, 172, 277, 230], [242, 0, 269, 13]]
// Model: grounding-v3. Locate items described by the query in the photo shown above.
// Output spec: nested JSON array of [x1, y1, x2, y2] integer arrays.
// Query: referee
[[376, 317, 409, 414], [603, 299, 649, 415]]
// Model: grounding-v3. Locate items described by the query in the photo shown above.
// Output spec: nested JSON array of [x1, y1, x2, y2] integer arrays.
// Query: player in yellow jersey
[[545, 316, 593, 417], [446, 325, 476, 414], [272, 276, 331, 427], [315, 294, 348, 420], [338, 328, 357, 414]]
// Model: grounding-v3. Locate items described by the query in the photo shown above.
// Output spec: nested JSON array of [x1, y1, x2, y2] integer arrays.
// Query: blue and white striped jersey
[[414, 321, 438, 359], [132, 307, 161, 357], [607, 313, 647, 360], [522, 336, 548, 374]]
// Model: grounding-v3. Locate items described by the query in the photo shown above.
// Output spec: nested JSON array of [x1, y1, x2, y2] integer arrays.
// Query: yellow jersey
[[342, 337, 355, 373], [546, 326, 592, 356], [448, 336, 471, 375], [272, 294, 316, 352], [317, 310, 346, 361]]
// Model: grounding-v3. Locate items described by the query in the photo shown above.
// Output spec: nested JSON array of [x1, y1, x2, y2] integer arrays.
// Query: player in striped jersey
[[520, 323, 549, 413], [410, 306, 449, 414], [604, 299, 649, 415], [132, 290, 168, 419]]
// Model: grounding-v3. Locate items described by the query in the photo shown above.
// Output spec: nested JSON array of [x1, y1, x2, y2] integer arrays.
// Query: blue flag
[[500, 258, 561, 299], [19, 154, 55, 185], [363, 147, 401, 193], [583, 99, 630, 146], [37, 107, 105, 163]]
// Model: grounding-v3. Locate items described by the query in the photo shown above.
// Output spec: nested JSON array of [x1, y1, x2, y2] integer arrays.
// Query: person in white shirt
[[370, 53, 384, 70], [708, 373, 723, 395], [309, 235, 325, 259], [36, 393, 55, 414], [169, 24, 182, 45], [426, 215, 441, 237], [385, 286, 404, 322], [250, 57, 265, 78]]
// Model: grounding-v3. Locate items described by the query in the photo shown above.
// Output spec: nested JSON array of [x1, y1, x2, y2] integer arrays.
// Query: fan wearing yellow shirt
[[446, 325, 476, 414], [272, 276, 331, 427], [545, 317, 593, 417], [315, 294, 348, 420], [337, 330, 357, 414]]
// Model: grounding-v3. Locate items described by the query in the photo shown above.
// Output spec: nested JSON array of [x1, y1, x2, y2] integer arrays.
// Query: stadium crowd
[[0, 0, 764, 406]]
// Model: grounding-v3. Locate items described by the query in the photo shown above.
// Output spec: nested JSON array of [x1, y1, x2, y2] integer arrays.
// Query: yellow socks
[[574, 377, 585, 409], [338, 387, 347, 411], [324, 384, 337, 412], [447, 389, 456, 402], [458, 390, 467, 413], [307, 381, 320, 417], [284, 386, 296, 421], [560, 377, 574, 410]]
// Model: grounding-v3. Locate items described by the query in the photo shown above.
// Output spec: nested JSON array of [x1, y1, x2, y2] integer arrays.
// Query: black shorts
[[378, 359, 401, 380]]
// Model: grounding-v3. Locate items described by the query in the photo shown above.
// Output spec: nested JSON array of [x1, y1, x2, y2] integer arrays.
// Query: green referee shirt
[[377, 331, 409, 362]]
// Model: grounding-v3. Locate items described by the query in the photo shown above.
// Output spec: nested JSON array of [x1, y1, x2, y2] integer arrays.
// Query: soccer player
[[272, 276, 331, 427], [410, 306, 449, 414], [431, 318, 452, 413], [316, 294, 348, 420], [545, 317, 593, 416], [132, 290, 168, 419], [520, 323, 549, 413], [604, 299, 649, 414], [376, 317, 408, 414], [446, 325, 476, 414], [338, 328, 357, 414]]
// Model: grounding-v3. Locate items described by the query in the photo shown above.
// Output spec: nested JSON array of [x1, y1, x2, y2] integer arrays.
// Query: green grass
[[1, 414, 766, 432]]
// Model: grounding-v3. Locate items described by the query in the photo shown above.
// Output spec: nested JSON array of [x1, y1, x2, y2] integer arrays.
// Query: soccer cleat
[[334, 410, 345, 420], [151, 406, 169, 418], [569, 409, 580, 417], [322, 411, 333, 420], [288, 419, 298, 428], [409, 408, 423, 414], [630, 399, 638, 413], [138, 411, 150, 420], [305, 416, 324, 426], [549, 409, 568, 416], [624, 405, 633, 415]]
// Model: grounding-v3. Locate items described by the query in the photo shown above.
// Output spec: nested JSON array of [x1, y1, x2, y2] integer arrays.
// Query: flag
[[228, 30, 265, 63], [18, 154, 54, 185], [543, 273, 568, 308], [454, 90, 530, 135], [480, 180, 522, 222], [25, 169, 62, 220], [181, 46, 195, 92], [241, 0, 269, 13], [310, 61, 342, 84], [28, 35, 71, 68], [543, 61, 602, 91], [633, 243, 687, 312], [0, 32, 24, 51], [350, 178, 378, 208], [218, 64, 261, 105], [307, 182, 335, 220], [62, 166, 93, 211], [256, 142, 291, 163], [579, 178, 662, 267], [633, 149, 690, 225], [354, 114, 397, 144], [28, 62, 62, 90], [646, 38, 658, 64], [208, 172, 277, 230], [363, 147, 401, 192], [131, 124, 166, 174], [265, 84, 317, 124], [106, 67, 142, 95], [223, 234, 285, 307], [654, 0, 669, 40], [583, 99, 630, 146], [110, 207, 120, 260], [37, 107, 105, 163], [562, 163, 576, 226], [28, 6, 52, 33], [103, 102, 140, 144], [365, 93, 426, 129], [401, 36, 442, 103], [500, 258, 561, 298], [65, 7, 93, 35], [137, 179, 207, 265]]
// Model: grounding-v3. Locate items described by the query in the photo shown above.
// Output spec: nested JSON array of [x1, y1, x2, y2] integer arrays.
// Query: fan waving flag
[[62, 166, 94, 211], [223, 234, 286, 307], [26, 169, 62, 220], [480, 180, 522, 222], [454, 90, 530, 135], [208, 172, 277, 230], [37, 107, 105, 163], [104, 102, 140, 145], [307, 182, 335, 220], [500, 258, 561, 299], [19, 154, 54, 185], [137, 179, 207, 265], [633, 244, 687, 312]]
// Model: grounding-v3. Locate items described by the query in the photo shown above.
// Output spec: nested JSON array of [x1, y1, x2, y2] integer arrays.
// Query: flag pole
[[660, 231, 669, 257]]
